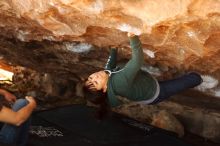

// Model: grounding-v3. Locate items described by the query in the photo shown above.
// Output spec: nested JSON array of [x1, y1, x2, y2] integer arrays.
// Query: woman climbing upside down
[[83, 32, 202, 117]]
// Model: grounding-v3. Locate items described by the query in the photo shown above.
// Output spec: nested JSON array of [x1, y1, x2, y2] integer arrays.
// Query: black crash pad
[[28, 105, 192, 146]]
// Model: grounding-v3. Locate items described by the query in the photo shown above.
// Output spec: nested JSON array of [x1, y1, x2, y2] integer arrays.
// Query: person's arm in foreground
[[0, 96, 36, 126]]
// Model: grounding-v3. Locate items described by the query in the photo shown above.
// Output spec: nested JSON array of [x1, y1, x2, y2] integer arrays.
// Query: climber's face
[[85, 71, 109, 92]]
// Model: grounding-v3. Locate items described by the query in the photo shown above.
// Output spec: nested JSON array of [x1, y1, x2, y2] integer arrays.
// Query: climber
[[83, 32, 203, 118], [0, 88, 36, 146]]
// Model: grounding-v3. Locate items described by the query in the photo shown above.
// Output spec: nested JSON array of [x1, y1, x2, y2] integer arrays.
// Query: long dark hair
[[83, 84, 110, 120]]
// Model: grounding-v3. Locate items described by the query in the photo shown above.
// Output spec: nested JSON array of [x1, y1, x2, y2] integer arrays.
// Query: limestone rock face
[[114, 104, 185, 137], [0, 0, 219, 110], [0, 1, 219, 101], [0, 0, 220, 143], [0, 0, 220, 72]]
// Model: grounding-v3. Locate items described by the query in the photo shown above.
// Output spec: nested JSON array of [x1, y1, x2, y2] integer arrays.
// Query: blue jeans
[[0, 99, 30, 146], [152, 72, 202, 104]]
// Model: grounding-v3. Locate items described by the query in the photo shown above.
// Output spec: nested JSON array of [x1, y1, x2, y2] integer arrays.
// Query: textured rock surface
[[158, 100, 220, 143], [114, 104, 185, 137], [0, 0, 220, 144], [0, 0, 220, 72], [0, 0, 220, 96], [115, 98, 220, 143]]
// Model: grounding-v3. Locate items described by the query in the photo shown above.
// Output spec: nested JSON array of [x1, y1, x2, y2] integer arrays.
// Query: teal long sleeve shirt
[[105, 36, 158, 107]]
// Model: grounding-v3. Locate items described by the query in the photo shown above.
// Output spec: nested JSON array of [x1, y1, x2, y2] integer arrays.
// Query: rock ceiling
[[0, 0, 220, 95], [1, 1, 220, 142]]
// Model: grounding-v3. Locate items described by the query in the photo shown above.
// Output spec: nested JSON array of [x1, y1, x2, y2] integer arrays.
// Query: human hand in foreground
[[25, 96, 37, 109]]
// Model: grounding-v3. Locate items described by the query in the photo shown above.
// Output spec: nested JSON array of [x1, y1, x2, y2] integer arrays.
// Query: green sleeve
[[121, 36, 144, 84], [107, 36, 144, 107], [104, 48, 117, 70], [107, 81, 122, 107]]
